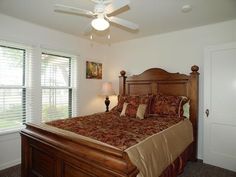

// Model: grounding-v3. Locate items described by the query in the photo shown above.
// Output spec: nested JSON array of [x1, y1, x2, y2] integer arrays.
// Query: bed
[[20, 65, 199, 177]]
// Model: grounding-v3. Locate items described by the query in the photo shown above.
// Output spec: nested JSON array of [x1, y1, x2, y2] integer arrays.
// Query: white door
[[204, 43, 236, 171]]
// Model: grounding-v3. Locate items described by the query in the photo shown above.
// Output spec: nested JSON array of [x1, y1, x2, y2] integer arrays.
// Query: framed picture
[[86, 61, 102, 79]]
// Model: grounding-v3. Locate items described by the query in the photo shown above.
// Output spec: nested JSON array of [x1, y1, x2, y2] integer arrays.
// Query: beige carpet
[[179, 162, 236, 177]]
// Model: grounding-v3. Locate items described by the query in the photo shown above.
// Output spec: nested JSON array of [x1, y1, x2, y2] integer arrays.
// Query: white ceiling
[[0, 0, 236, 44]]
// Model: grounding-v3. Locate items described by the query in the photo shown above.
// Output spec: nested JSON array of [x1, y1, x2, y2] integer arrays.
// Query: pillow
[[126, 95, 140, 106], [120, 102, 129, 116], [117, 95, 128, 112], [183, 101, 190, 119], [150, 94, 188, 117], [117, 95, 152, 116], [120, 102, 147, 119], [136, 104, 147, 119], [125, 103, 138, 117], [139, 94, 153, 116], [117, 95, 139, 112]]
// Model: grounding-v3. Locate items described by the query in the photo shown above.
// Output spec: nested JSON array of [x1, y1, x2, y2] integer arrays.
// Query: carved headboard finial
[[191, 65, 199, 73], [120, 70, 126, 77]]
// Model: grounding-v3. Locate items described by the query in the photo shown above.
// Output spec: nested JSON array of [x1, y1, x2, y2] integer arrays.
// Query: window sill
[[0, 126, 25, 136]]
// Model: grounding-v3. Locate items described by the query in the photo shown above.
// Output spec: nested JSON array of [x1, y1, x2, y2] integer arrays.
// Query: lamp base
[[105, 96, 110, 112]]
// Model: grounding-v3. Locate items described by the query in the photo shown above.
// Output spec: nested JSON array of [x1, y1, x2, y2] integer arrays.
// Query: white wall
[[0, 131, 21, 170], [104, 19, 236, 159], [0, 13, 106, 170]]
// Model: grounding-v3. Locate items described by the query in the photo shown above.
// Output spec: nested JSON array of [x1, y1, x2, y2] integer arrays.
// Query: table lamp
[[100, 82, 116, 112]]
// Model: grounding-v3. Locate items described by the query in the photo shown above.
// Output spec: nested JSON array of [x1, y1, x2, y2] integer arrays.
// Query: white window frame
[[41, 50, 77, 122], [0, 41, 31, 133]]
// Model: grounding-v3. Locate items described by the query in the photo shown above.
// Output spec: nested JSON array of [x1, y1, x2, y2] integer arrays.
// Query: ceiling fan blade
[[108, 17, 139, 30], [105, 0, 130, 14], [54, 4, 94, 17]]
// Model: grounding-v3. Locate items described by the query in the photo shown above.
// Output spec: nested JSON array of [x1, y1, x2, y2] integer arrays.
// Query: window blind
[[0, 45, 26, 130], [0, 41, 77, 131], [41, 52, 72, 122]]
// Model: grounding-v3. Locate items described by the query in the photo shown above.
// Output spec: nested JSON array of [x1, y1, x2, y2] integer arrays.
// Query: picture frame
[[86, 61, 102, 79]]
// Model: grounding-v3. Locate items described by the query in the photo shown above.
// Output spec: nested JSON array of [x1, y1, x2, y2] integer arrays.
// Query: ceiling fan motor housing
[[92, 0, 112, 5], [94, 3, 106, 14]]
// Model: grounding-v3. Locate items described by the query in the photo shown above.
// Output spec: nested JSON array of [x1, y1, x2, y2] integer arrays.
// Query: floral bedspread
[[46, 111, 183, 150]]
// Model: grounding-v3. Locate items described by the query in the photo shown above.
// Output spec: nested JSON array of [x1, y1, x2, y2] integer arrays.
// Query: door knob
[[205, 109, 209, 117]]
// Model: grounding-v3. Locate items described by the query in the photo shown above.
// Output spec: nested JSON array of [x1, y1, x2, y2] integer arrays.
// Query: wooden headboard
[[119, 65, 199, 160]]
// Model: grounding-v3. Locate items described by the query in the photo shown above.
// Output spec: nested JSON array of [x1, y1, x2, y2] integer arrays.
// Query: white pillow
[[120, 102, 129, 117], [183, 101, 190, 119], [136, 104, 147, 119]]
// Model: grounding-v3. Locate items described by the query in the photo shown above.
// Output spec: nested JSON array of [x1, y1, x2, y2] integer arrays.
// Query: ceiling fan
[[54, 0, 139, 33]]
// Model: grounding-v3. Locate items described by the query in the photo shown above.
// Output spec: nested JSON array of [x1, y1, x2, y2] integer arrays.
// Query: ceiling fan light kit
[[91, 14, 110, 31], [54, 0, 139, 35]]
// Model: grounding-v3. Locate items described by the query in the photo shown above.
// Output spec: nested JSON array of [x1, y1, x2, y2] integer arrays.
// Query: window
[[41, 52, 73, 122], [0, 44, 26, 130], [0, 42, 77, 132]]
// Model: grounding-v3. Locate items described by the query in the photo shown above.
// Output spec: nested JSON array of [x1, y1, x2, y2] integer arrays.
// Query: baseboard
[[0, 158, 21, 171], [197, 154, 203, 160]]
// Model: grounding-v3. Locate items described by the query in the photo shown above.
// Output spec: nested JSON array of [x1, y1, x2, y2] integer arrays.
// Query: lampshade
[[91, 18, 110, 31], [100, 82, 115, 96]]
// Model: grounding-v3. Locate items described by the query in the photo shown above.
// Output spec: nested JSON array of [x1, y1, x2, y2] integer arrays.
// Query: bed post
[[21, 135, 30, 177], [119, 70, 127, 95], [189, 65, 199, 161]]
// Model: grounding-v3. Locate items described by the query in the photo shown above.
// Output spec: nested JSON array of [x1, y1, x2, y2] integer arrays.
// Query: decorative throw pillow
[[125, 104, 138, 117], [150, 94, 188, 117], [136, 94, 151, 116], [136, 104, 147, 119], [127, 95, 152, 117], [120, 102, 129, 117], [116, 95, 152, 116], [127, 95, 140, 105], [120, 103, 147, 119]]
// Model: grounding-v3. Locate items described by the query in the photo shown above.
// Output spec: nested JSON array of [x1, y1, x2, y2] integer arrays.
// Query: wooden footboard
[[21, 123, 139, 177]]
